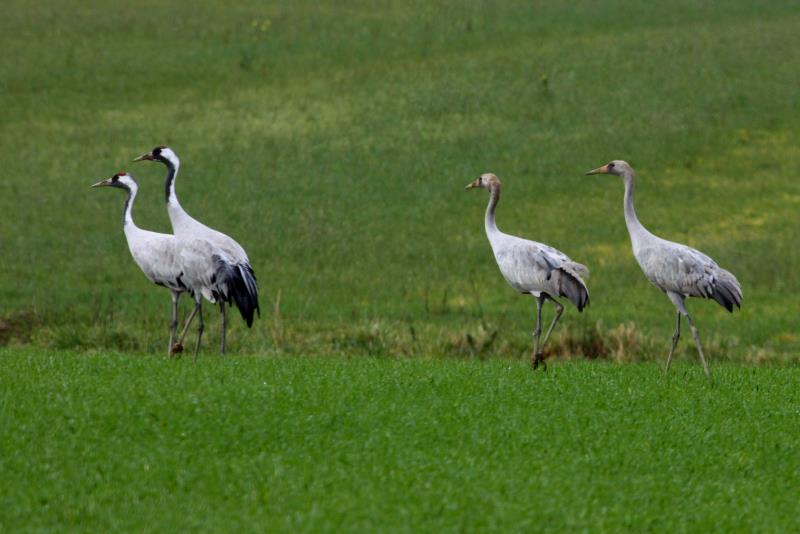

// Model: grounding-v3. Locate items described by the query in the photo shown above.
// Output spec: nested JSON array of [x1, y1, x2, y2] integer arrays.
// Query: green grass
[[1, 350, 799, 531], [1, 1, 799, 361]]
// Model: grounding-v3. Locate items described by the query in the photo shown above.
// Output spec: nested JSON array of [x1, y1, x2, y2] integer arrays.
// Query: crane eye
[[153, 148, 162, 157], [608, 162, 615, 168]]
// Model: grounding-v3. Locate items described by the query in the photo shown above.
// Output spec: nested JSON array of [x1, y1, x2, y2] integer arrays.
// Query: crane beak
[[585, 165, 609, 176], [464, 178, 481, 190], [133, 152, 154, 162], [91, 178, 112, 188]]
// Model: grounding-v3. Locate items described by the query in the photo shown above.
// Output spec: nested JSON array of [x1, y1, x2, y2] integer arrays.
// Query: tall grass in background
[[1, 1, 798, 362]]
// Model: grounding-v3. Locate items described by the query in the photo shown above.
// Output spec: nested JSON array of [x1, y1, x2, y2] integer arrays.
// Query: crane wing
[[491, 237, 588, 309], [637, 244, 713, 295], [494, 241, 558, 292], [636, 242, 741, 310]]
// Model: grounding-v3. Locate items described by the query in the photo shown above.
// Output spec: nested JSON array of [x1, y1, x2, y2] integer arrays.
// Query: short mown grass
[[1, 350, 798, 531]]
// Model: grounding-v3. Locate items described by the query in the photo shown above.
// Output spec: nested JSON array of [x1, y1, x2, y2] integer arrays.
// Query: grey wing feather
[[561, 260, 589, 280]]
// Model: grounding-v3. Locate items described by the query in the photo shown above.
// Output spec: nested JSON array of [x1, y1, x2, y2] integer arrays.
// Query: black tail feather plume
[[214, 256, 260, 327], [711, 271, 742, 313], [712, 285, 735, 312]]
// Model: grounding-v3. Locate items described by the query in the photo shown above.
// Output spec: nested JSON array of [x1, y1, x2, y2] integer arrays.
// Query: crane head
[[133, 145, 179, 167], [91, 172, 136, 190], [585, 160, 633, 177], [465, 173, 501, 190]]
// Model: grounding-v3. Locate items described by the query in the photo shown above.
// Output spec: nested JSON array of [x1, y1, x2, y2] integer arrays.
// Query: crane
[[134, 146, 260, 356], [585, 160, 742, 376], [91, 172, 187, 356], [466, 173, 589, 370]]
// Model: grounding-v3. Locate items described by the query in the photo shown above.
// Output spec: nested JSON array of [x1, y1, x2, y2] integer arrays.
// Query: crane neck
[[164, 159, 183, 210], [122, 183, 138, 229], [162, 159, 191, 233], [622, 173, 649, 248], [485, 183, 500, 236]]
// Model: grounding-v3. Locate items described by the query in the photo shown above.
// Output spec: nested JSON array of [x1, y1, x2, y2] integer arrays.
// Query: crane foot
[[170, 342, 184, 357], [532, 354, 547, 371]]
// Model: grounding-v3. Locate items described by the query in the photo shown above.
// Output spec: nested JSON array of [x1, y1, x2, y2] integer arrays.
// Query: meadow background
[[2, 1, 800, 530], [1, 0, 799, 363]]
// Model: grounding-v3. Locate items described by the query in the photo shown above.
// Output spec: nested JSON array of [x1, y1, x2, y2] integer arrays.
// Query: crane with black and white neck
[[134, 146, 260, 357], [92, 172, 187, 356]]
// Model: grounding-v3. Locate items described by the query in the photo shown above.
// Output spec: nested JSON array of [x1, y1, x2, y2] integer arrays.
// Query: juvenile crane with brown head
[[466, 173, 589, 370], [586, 160, 742, 376]]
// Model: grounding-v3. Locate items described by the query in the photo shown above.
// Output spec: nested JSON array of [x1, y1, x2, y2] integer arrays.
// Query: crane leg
[[193, 303, 204, 362], [531, 294, 545, 370], [540, 297, 564, 356], [174, 296, 201, 356], [219, 302, 227, 356], [665, 311, 681, 374], [168, 291, 181, 358], [685, 313, 710, 378], [664, 291, 709, 377]]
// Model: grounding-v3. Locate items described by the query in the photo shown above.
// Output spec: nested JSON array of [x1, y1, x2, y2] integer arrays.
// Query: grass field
[[1, 0, 799, 362], [1, 350, 799, 531]]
